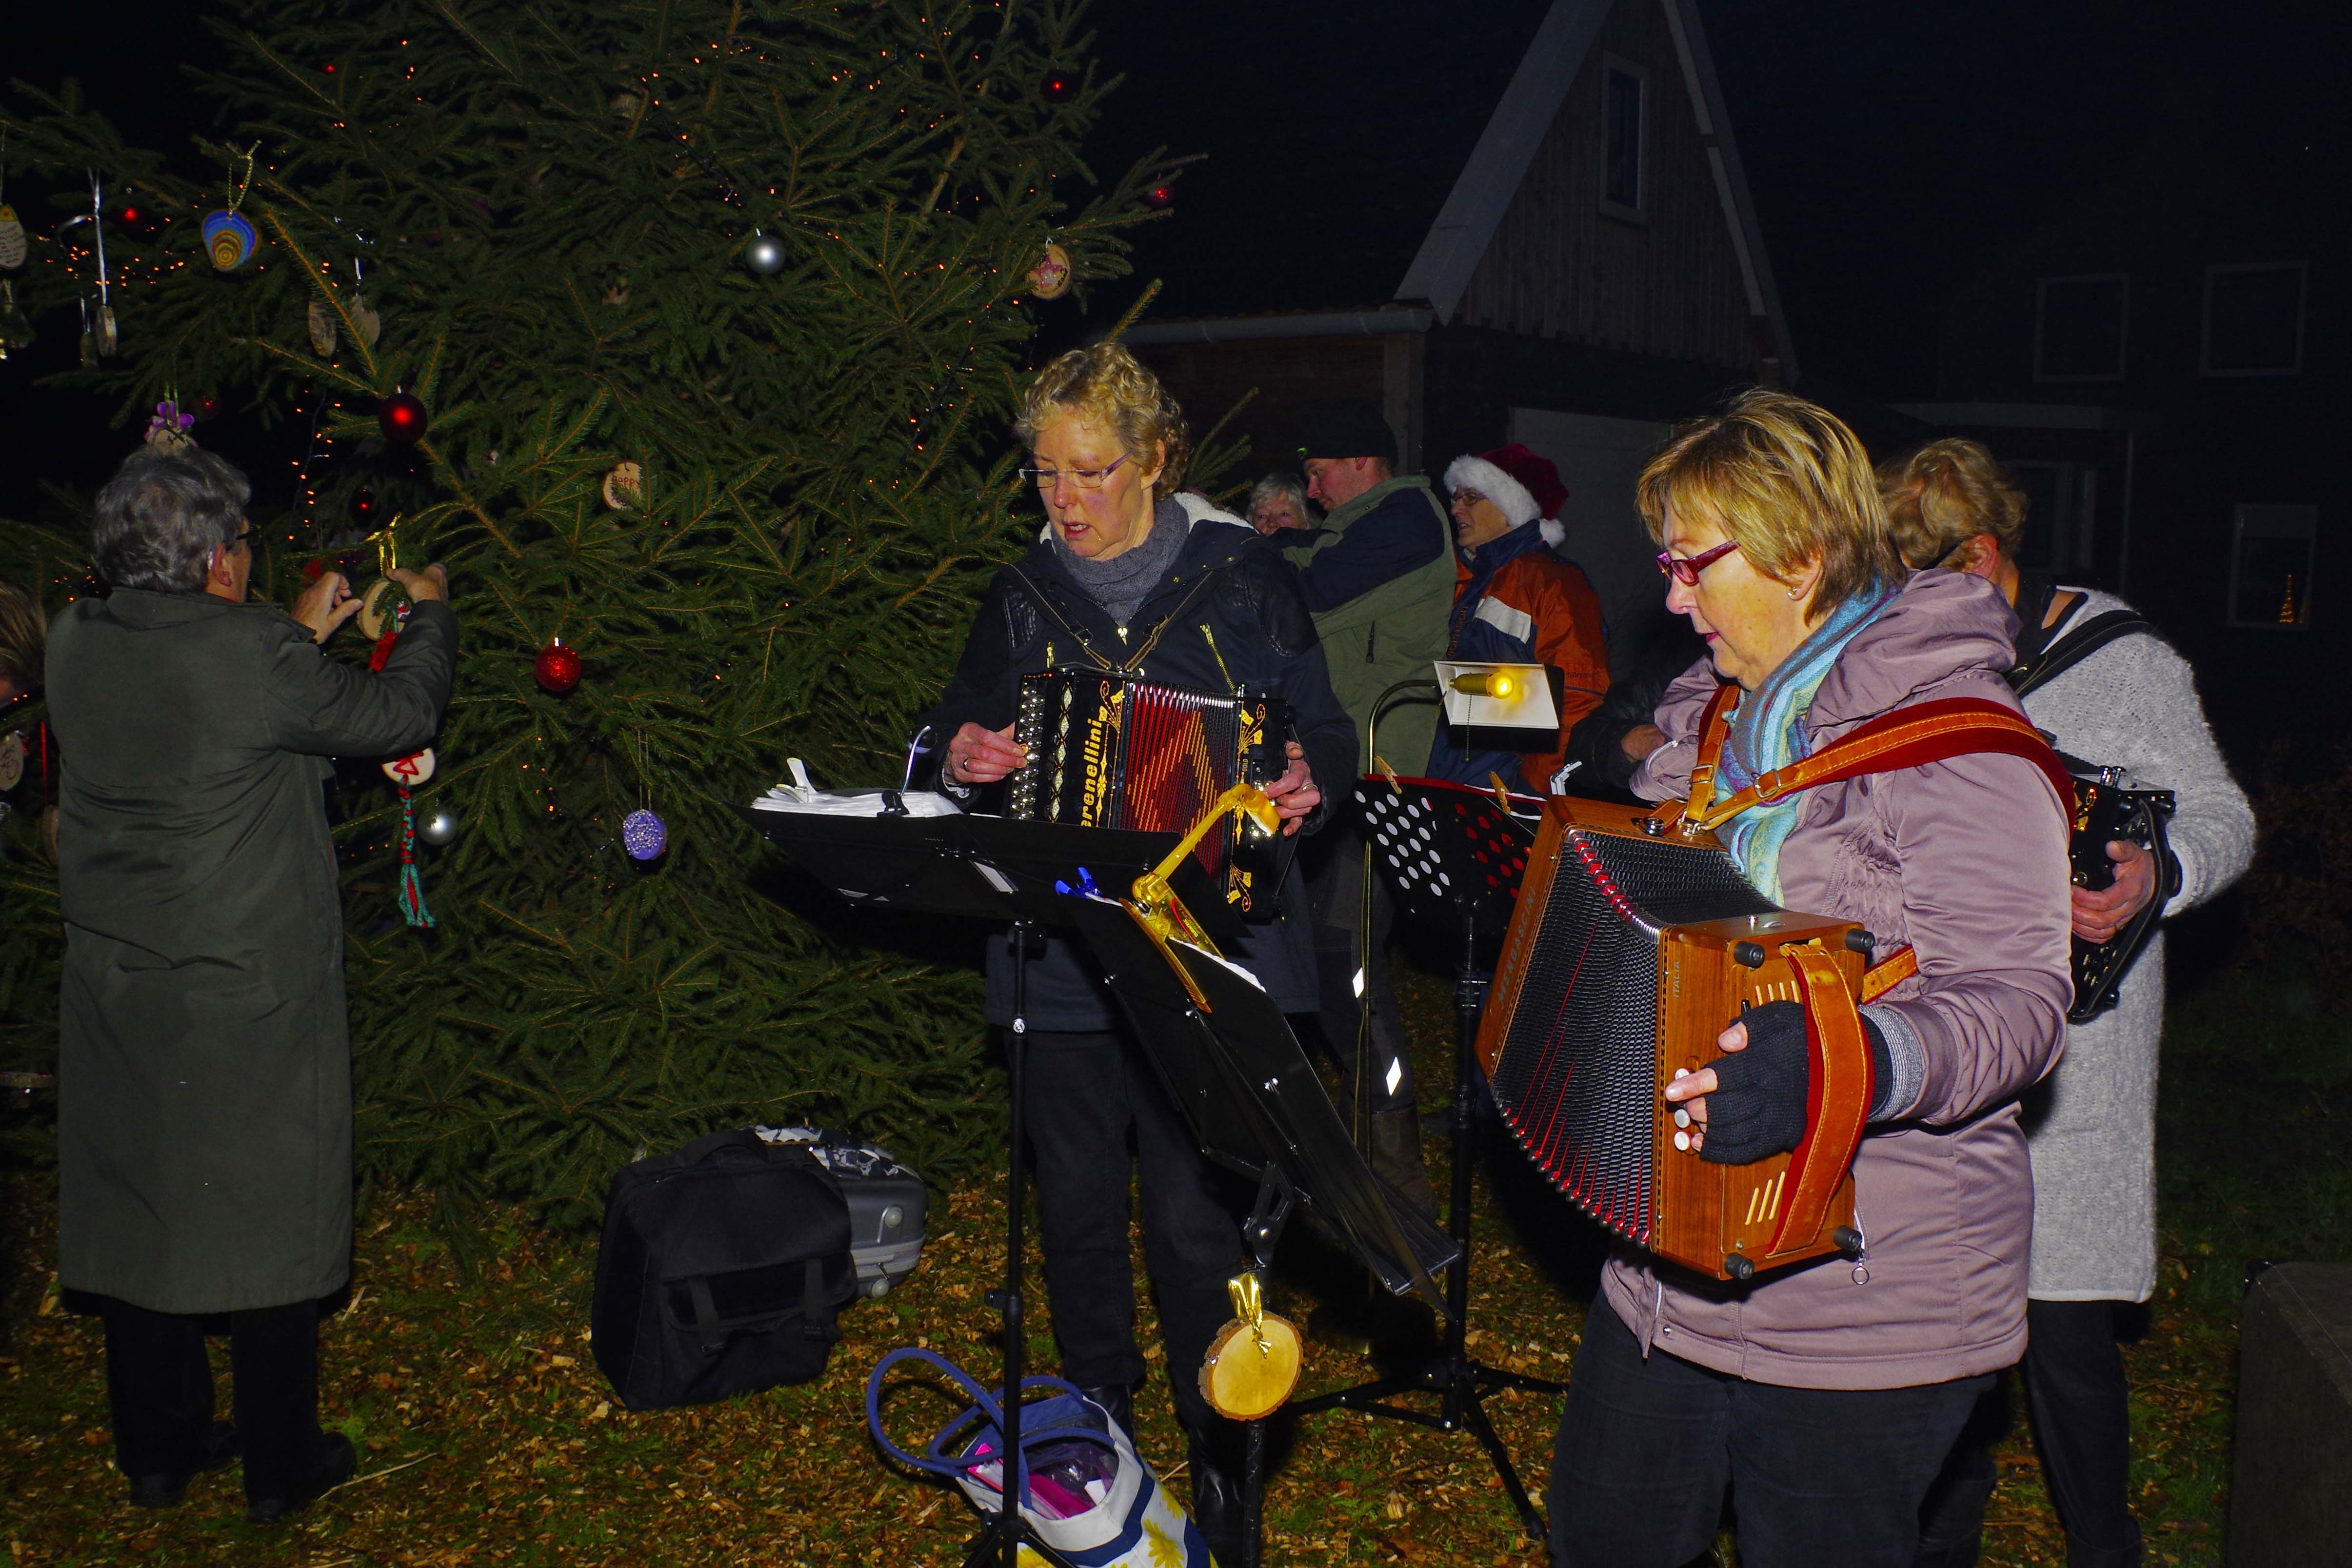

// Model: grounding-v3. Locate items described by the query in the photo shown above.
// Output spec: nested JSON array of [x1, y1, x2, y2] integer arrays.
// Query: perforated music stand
[[1285, 776, 1567, 1543], [740, 804, 1212, 1568]]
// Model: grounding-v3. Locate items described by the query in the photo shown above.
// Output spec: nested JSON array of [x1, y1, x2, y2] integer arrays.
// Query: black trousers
[[1914, 1298, 2142, 1568], [1021, 1029, 1243, 1434], [98, 1294, 324, 1500], [1549, 1300, 1993, 1568], [1305, 834, 1417, 1117]]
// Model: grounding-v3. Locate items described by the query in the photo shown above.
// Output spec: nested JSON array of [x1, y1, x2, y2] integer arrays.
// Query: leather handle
[[1765, 946, 1874, 1258]]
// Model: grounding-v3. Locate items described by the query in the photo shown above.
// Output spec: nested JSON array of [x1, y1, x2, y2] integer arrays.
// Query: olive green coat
[[46, 590, 456, 1313], [1282, 476, 1455, 774]]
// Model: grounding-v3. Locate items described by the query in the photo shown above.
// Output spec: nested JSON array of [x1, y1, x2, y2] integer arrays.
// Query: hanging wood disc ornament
[[0, 206, 24, 271], [601, 461, 644, 510], [0, 731, 24, 792], [378, 391, 428, 442], [350, 291, 381, 348], [307, 296, 338, 357], [1197, 1273, 1301, 1421], [203, 210, 259, 271], [1026, 242, 1073, 301], [534, 639, 581, 694], [356, 576, 411, 640], [382, 748, 436, 786]]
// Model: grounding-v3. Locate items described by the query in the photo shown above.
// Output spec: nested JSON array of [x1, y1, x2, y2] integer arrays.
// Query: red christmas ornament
[[195, 394, 222, 421], [1142, 183, 1176, 211], [379, 391, 429, 442], [1040, 68, 1077, 103], [351, 486, 379, 525], [534, 640, 581, 695]]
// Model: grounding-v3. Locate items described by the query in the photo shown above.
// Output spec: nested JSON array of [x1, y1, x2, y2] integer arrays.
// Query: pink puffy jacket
[[1606, 569, 2073, 1390]]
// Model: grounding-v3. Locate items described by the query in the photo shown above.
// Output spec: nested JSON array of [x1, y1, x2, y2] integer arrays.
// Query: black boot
[[1186, 1421, 1247, 1567], [1077, 1381, 1137, 1444], [1369, 1106, 1441, 1218], [245, 1432, 357, 1526], [125, 1422, 241, 1509]]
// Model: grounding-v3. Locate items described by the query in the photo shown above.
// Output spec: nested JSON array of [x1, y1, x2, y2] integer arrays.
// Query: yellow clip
[[1488, 771, 1514, 814], [1226, 1271, 1272, 1357], [367, 514, 403, 576], [1375, 754, 1401, 793]]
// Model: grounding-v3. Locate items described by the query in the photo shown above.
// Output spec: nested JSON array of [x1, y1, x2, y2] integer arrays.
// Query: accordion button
[[1673, 1109, 1690, 1129], [1673, 1131, 1691, 1152]]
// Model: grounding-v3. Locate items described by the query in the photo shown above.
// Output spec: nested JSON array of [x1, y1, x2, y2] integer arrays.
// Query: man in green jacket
[[1283, 401, 1454, 1214], [46, 445, 456, 1523]]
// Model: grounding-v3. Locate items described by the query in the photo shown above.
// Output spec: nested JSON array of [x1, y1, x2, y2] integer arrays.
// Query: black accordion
[[2064, 758, 2176, 1022], [1006, 670, 1293, 916]]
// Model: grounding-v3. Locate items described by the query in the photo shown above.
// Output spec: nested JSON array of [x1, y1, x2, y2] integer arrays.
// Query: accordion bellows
[[1475, 795, 1872, 1282], [1007, 671, 1290, 914]]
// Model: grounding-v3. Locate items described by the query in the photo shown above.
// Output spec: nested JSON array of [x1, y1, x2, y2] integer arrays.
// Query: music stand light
[[1434, 660, 1557, 734]]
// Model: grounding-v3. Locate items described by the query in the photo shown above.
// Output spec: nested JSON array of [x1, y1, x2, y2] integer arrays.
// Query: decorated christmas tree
[[0, 0, 1182, 1219]]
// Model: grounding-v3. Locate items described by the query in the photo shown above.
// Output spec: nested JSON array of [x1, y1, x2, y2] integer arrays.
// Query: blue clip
[[1054, 879, 1075, 897], [1076, 866, 1101, 897]]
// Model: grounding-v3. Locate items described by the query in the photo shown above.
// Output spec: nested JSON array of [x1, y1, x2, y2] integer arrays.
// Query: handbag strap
[[1685, 696, 2072, 833], [2010, 610, 2158, 700], [862, 1347, 1095, 1481]]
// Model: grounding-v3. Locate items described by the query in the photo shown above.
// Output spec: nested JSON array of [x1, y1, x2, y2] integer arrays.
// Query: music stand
[[740, 804, 1217, 1568], [1061, 888, 1458, 1568], [1284, 776, 1569, 1543]]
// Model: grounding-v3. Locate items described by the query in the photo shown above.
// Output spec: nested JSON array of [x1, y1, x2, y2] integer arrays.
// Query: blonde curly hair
[[1876, 437, 2030, 570], [1015, 341, 1191, 500]]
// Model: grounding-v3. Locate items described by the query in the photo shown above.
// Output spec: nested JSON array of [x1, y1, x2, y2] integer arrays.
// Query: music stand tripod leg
[[965, 918, 1080, 1568]]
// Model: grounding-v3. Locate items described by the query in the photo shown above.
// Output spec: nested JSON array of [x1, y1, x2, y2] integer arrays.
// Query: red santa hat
[[1443, 443, 1571, 546]]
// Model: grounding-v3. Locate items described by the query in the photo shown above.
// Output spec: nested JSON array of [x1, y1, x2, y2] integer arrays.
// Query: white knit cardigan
[[2018, 588, 2255, 1302]]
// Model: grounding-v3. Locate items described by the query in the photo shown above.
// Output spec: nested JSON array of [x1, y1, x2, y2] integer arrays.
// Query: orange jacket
[[1428, 523, 1611, 793]]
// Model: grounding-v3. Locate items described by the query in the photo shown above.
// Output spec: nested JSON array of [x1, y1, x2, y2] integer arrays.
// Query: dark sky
[[5, 0, 2345, 516]]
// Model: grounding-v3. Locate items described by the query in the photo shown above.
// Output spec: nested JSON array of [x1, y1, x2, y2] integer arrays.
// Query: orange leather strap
[[1766, 946, 1875, 1259], [1687, 696, 2071, 832], [1683, 683, 1739, 823], [1860, 944, 1918, 1002]]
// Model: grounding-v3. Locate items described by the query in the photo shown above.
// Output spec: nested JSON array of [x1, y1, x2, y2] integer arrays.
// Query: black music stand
[[740, 804, 1221, 1568], [1284, 777, 1569, 1543], [1061, 890, 1457, 1568]]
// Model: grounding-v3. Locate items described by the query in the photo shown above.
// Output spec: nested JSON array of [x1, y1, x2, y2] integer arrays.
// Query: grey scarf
[[1050, 496, 1189, 628]]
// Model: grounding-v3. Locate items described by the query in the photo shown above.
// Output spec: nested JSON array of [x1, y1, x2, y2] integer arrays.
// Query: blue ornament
[[203, 210, 259, 271], [622, 808, 667, 861]]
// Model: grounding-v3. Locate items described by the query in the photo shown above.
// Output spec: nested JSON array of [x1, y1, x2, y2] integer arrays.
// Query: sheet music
[[750, 787, 964, 818]]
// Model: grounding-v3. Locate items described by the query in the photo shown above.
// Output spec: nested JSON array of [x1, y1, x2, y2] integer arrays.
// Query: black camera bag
[[592, 1128, 857, 1410]]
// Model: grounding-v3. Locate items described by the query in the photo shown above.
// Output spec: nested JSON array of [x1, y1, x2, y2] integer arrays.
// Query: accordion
[[1007, 670, 1293, 916], [1474, 795, 1874, 1282], [2065, 759, 2176, 1022]]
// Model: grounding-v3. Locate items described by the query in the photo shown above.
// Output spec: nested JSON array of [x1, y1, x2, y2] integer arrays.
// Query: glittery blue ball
[[622, 808, 668, 861]]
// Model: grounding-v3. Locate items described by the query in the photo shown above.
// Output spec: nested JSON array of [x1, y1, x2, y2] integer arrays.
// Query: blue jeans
[[1549, 1299, 1994, 1568]]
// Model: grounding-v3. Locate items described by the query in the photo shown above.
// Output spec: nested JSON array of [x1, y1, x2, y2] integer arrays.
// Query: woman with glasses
[[1545, 391, 2074, 1568], [45, 443, 455, 1524], [919, 340, 1355, 1563], [1882, 439, 2251, 1568]]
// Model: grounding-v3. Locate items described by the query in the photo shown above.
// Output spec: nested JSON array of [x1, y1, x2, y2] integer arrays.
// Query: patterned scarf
[[1714, 581, 1899, 901]]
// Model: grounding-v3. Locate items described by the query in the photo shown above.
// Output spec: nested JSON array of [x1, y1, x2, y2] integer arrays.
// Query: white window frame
[[2227, 503, 2318, 631], [1599, 55, 1649, 223], [2201, 261, 2308, 377], [2034, 273, 2131, 384]]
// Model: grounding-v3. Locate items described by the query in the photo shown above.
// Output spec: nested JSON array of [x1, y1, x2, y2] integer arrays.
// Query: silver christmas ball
[[418, 807, 462, 846], [742, 231, 787, 276]]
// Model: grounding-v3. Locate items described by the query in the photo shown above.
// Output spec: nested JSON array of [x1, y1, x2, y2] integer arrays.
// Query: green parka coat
[[46, 589, 456, 1313]]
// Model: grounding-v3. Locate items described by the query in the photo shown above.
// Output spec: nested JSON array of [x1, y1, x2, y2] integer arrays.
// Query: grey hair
[[90, 448, 252, 593], [1247, 471, 1313, 526]]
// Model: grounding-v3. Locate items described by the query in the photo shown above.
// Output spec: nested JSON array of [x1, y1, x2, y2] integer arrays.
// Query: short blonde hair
[[1015, 341, 1191, 500], [1636, 389, 1900, 614], [1877, 438, 2028, 569]]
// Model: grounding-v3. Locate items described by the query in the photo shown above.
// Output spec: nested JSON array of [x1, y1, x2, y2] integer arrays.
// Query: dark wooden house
[[1111, 0, 1793, 671]]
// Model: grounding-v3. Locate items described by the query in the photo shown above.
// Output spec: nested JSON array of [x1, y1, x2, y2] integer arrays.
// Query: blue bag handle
[[864, 1347, 1109, 1502]]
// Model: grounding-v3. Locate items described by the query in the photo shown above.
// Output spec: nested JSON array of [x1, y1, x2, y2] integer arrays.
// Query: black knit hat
[[1294, 399, 1398, 464]]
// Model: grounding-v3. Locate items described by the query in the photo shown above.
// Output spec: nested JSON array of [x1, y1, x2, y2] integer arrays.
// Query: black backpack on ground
[[592, 1128, 858, 1410]]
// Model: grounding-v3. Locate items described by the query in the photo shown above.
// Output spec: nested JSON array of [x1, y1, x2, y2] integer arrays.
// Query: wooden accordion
[[1474, 795, 1875, 1281], [1006, 670, 1293, 915]]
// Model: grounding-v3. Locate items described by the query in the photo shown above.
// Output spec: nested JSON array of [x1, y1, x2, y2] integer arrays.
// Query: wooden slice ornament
[[601, 461, 643, 510], [356, 576, 410, 640], [1197, 1271, 1301, 1421], [350, 290, 381, 348], [0, 731, 24, 792], [0, 205, 25, 271], [1027, 241, 1072, 300], [307, 296, 338, 357], [382, 748, 435, 786]]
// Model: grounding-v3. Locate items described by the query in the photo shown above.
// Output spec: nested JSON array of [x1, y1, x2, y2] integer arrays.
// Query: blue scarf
[[1714, 582, 1899, 901]]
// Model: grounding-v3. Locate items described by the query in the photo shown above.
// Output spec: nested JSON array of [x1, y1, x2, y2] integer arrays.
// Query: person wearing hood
[[920, 341, 1355, 1563], [1427, 443, 1610, 794], [1545, 391, 2074, 1568]]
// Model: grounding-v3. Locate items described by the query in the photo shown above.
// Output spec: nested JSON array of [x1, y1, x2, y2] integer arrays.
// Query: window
[[2228, 504, 2316, 629], [2203, 262, 2306, 376], [1600, 58, 1647, 221], [2035, 274, 2130, 382], [2009, 461, 2101, 578]]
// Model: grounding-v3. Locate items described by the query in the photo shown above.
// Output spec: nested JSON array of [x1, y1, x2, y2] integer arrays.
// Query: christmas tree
[[0, 0, 1181, 1220]]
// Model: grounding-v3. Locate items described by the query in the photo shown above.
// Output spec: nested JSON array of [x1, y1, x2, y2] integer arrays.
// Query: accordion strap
[[1767, 946, 1876, 1260], [1685, 696, 2071, 832]]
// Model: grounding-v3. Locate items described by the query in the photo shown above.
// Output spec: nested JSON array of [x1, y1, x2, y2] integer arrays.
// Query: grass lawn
[[0, 954, 2318, 1567]]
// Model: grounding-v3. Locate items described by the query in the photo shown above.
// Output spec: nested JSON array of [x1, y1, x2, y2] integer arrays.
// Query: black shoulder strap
[[1004, 565, 1116, 671], [2011, 610, 2160, 699]]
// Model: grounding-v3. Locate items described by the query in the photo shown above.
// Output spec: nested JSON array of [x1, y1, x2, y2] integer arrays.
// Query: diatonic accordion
[[1006, 670, 1292, 916], [1474, 795, 1874, 1282]]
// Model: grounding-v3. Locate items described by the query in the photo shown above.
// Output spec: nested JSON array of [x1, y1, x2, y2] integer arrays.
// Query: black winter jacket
[[920, 514, 1358, 1031]]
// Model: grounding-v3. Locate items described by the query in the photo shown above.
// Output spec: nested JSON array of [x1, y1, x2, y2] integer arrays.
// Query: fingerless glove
[[1696, 1000, 1892, 1166]]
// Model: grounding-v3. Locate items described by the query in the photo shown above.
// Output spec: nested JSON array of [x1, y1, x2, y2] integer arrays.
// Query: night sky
[[4, 0, 2344, 514]]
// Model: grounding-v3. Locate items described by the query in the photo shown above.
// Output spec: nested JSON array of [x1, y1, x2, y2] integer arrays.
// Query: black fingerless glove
[[1696, 1000, 1892, 1166]]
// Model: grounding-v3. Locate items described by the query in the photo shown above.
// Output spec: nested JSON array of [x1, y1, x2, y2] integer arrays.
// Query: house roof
[[1090, 0, 1794, 376]]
